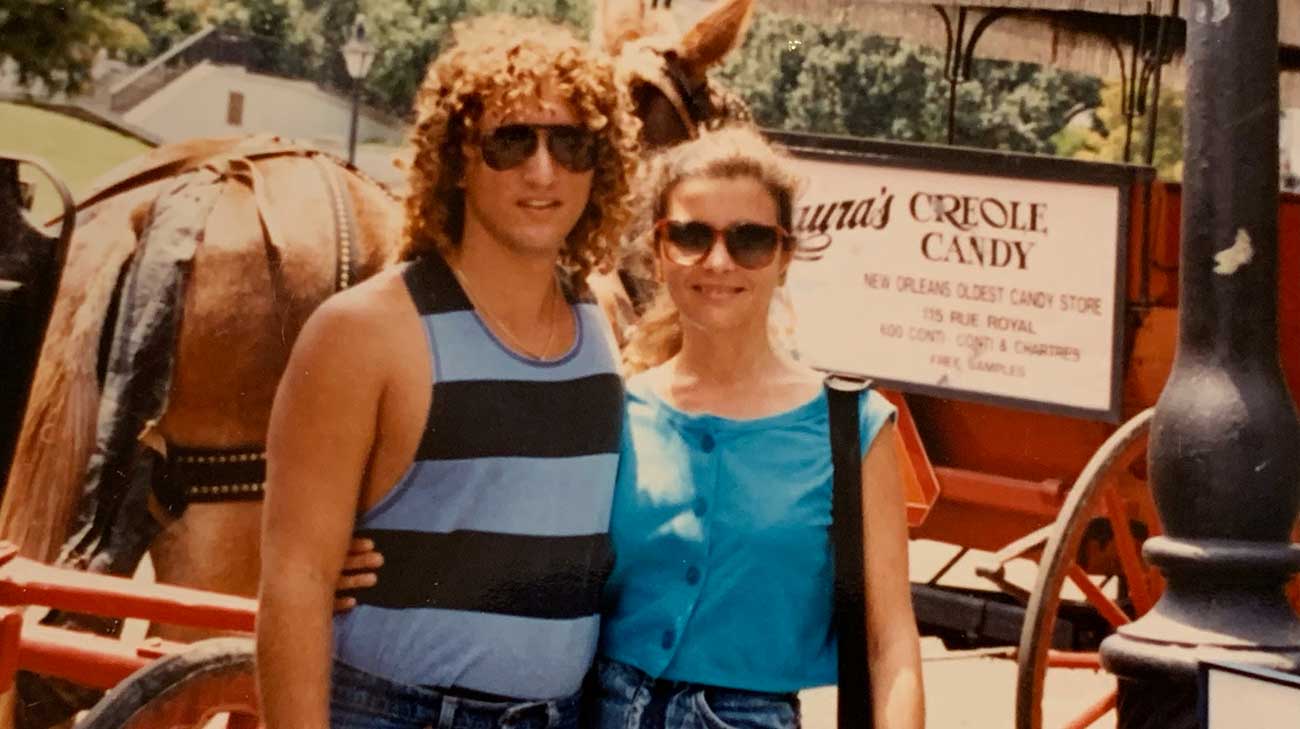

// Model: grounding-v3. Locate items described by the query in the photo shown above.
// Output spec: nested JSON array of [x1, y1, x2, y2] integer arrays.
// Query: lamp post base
[[1099, 537, 1300, 728], [1112, 676, 1199, 729], [1103, 640, 1300, 729], [1103, 633, 1300, 683]]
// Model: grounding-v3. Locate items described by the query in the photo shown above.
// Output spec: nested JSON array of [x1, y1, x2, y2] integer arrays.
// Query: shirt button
[[661, 629, 676, 649], [700, 433, 715, 452], [686, 566, 701, 585], [693, 498, 708, 516]]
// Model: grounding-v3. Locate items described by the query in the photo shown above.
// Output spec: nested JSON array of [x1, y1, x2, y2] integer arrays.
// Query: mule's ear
[[676, 0, 755, 78], [596, 0, 646, 55]]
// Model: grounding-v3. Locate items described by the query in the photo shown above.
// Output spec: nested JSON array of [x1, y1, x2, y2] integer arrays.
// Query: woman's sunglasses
[[655, 219, 791, 270], [478, 124, 599, 173]]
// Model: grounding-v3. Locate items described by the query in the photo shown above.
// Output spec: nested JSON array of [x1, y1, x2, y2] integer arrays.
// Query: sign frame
[[768, 129, 1150, 423], [1198, 659, 1300, 728]]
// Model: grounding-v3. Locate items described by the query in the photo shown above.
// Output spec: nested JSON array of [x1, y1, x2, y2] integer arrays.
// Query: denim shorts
[[588, 658, 800, 729], [330, 660, 582, 729]]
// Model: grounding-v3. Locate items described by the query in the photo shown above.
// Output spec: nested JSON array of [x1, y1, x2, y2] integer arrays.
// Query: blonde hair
[[398, 15, 642, 286], [622, 125, 801, 374]]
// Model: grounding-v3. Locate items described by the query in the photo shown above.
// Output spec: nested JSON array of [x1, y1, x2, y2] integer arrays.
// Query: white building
[[121, 61, 405, 150], [114, 59, 410, 186]]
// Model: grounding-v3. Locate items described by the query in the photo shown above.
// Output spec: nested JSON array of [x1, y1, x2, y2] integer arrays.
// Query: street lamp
[[1098, 3, 1300, 726], [341, 15, 376, 166]]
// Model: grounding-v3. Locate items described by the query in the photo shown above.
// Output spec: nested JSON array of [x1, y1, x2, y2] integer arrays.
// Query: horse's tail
[[0, 198, 146, 563]]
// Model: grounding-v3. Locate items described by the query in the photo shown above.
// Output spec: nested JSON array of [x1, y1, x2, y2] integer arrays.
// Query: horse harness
[[637, 46, 753, 143], [89, 143, 366, 516]]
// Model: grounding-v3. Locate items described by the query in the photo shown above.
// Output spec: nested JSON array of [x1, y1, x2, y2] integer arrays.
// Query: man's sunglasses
[[478, 124, 599, 173], [655, 219, 792, 270]]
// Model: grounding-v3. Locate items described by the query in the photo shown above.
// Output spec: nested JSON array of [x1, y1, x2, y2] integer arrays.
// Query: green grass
[[1, 102, 152, 221]]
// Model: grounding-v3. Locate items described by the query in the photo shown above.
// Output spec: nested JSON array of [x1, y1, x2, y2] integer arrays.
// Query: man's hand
[[334, 537, 383, 612]]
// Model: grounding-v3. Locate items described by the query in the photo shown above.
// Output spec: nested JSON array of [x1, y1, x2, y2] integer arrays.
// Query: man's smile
[[519, 198, 562, 210]]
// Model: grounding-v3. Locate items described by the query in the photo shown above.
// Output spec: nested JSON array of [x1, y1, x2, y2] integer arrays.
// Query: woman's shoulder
[[858, 387, 898, 452], [623, 365, 663, 398], [622, 367, 673, 422]]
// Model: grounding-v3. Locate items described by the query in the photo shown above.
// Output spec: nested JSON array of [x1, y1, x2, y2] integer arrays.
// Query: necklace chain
[[451, 263, 560, 359]]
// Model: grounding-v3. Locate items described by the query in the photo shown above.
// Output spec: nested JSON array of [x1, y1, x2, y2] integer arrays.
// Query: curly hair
[[623, 125, 802, 375], [398, 15, 642, 287]]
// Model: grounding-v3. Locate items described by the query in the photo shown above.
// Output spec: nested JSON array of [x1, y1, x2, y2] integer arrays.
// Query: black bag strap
[[825, 374, 874, 729]]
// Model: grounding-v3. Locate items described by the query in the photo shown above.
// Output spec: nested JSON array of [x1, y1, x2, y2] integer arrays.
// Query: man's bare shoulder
[[301, 265, 415, 347], [278, 265, 421, 401], [317, 264, 412, 322]]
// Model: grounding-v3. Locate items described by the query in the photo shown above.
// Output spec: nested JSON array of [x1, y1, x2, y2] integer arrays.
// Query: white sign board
[[777, 134, 1133, 420], [1200, 661, 1300, 728]]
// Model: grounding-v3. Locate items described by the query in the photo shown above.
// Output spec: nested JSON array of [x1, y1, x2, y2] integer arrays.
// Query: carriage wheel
[[1014, 408, 1158, 729], [75, 637, 259, 729]]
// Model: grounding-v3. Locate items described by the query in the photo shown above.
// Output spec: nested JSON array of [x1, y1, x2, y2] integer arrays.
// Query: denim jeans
[[588, 658, 800, 729], [330, 660, 582, 729]]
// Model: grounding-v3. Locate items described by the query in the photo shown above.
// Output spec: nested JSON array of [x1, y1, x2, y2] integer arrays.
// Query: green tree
[[715, 11, 1101, 155], [141, 0, 594, 116], [0, 0, 149, 94], [123, 0, 212, 61], [1069, 80, 1184, 179], [353, 0, 591, 116], [9, 0, 589, 115]]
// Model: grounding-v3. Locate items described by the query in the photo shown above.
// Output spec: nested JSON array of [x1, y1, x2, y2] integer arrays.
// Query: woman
[[338, 126, 923, 728]]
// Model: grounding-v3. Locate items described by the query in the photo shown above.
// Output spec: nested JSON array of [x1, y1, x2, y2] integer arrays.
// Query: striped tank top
[[332, 252, 624, 699]]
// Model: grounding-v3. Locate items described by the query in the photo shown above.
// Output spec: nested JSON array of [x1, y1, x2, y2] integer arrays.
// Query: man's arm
[[862, 421, 926, 729], [257, 296, 384, 729]]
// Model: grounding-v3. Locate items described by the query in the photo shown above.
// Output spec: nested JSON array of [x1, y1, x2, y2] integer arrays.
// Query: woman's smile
[[690, 282, 748, 299]]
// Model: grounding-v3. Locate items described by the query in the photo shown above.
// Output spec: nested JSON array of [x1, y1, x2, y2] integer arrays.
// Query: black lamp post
[[341, 15, 376, 167], [1099, 3, 1300, 728]]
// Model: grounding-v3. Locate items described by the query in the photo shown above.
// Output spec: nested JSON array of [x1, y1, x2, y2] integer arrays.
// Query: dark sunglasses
[[478, 124, 599, 173], [655, 219, 791, 270]]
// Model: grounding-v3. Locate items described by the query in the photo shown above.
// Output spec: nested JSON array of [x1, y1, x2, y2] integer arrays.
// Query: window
[[227, 91, 244, 126]]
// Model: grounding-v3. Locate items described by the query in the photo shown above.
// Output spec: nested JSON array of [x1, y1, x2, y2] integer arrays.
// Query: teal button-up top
[[599, 372, 897, 692]]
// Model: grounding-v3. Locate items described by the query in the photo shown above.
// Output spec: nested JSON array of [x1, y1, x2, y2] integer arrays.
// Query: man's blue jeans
[[330, 660, 582, 729], [588, 658, 800, 729]]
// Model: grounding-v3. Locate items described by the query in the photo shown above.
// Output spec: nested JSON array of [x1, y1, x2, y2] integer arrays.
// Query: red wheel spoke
[[1067, 564, 1130, 628], [1101, 487, 1153, 614], [1017, 408, 1155, 729], [1045, 650, 1101, 670], [1062, 688, 1117, 729]]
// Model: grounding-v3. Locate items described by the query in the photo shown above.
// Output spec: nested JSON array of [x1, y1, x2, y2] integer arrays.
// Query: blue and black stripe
[[332, 253, 623, 700]]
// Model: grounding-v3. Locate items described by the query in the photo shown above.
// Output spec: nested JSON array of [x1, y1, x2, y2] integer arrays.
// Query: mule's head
[[597, 0, 756, 150]]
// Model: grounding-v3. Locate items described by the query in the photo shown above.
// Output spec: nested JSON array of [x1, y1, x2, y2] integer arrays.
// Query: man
[[256, 15, 642, 729]]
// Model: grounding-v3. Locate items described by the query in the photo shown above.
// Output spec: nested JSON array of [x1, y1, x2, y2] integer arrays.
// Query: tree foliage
[[4, 0, 587, 114], [0, 0, 149, 94], [115, 0, 589, 115], [346, 0, 590, 116], [124, 0, 222, 62], [8, 1, 1100, 153], [715, 11, 1102, 154], [1065, 80, 1185, 179]]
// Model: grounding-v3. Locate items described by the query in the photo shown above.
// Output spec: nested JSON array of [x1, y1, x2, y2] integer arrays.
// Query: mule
[[592, 0, 756, 338], [0, 136, 406, 593]]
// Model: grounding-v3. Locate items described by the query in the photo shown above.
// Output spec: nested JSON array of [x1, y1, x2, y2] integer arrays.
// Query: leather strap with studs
[[163, 446, 266, 508]]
